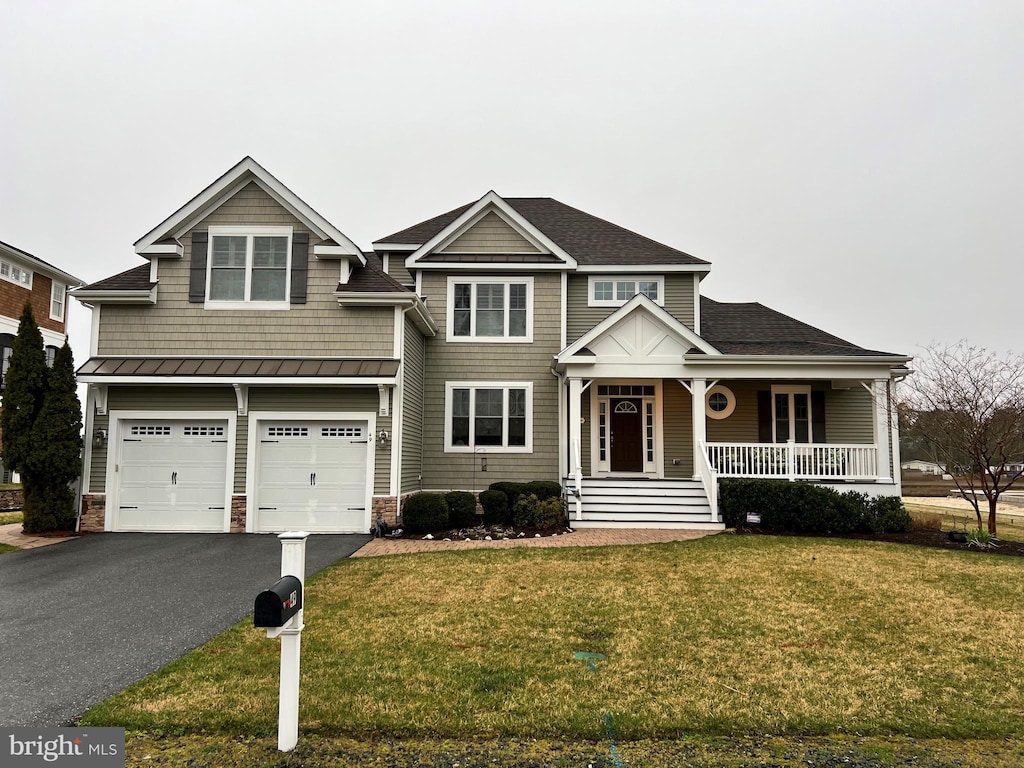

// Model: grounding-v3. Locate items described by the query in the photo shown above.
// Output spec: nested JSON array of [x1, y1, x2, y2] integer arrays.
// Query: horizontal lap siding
[[420, 272, 560, 490], [580, 387, 591, 476], [401, 320, 425, 494], [97, 183, 394, 357], [663, 380, 693, 477], [566, 274, 696, 343], [826, 387, 874, 443], [706, 381, 762, 443]]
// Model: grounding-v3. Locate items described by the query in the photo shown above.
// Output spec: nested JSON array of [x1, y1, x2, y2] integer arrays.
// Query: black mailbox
[[254, 575, 303, 628]]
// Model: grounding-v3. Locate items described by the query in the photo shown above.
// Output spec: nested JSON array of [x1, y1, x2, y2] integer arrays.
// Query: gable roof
[[0, 240, 84, 286], [342, 252, 413, 294], [375, 196, 710, 268], [699, 296, 901, 357], [76, 264, 154, 292], [133, 157, 365, 265]]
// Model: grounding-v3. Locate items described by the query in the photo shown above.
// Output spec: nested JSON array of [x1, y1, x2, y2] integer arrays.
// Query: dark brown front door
[[610, 398, 643, 472]]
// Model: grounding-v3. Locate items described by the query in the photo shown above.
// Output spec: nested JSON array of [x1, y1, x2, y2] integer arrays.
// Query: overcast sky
[[2, 1, 1020, 368]]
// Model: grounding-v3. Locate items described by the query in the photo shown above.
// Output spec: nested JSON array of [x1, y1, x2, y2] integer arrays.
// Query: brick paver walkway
[[0, 522, 77, 549], [352, 527, 715, 557]]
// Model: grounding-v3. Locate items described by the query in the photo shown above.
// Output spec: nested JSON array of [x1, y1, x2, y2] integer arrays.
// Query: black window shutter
[[757, 391, 772, 443], [811, 391, 826, 443], [189, 231, 208, 303], [290, 233, 309, 305]]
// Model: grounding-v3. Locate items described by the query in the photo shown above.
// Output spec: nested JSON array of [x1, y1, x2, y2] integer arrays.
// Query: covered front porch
[[553, 294, 904, 528]]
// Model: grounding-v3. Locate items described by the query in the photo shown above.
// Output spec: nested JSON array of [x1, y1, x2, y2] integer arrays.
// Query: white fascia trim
[[77, 375, 399, 386], [335, 293, 437, 336], [314, 244, 363, 259], [134, 156, 365, 265], [370, 243, 419, 251], [0, 242, 85, 285], [680, 360, 911, 381], [69, 288, 158, 305], [405, 191, 578, 269], [137, 242, 184, 258], [684, 354, 913, 365], [557, 293, 719, 362], [576, 264, 711, 274], [412, 261, 571, 272]]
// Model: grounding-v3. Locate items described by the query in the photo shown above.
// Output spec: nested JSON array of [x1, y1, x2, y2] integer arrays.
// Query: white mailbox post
[[254, 531, 308, 752]]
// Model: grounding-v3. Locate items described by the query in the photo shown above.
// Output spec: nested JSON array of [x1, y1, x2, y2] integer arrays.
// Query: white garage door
[[255, 420, 369, 533], [117, 420, 230, 532]]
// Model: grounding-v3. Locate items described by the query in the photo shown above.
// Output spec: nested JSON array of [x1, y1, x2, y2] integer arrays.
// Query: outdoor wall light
[[378, 430, 390, 446], [93, 428, 107, 448]]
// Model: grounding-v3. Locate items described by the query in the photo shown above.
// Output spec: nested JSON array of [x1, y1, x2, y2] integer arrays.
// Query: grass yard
[[0, 511, 23, 525], [84, 534, 1024, 753], [904, 503, 1024, 542], [0, 542, 16, 555]]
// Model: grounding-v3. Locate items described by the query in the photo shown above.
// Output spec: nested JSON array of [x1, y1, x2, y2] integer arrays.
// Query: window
[[445, 383, 532, 452], [0, 344, 12, 389], [50, 282, 65, 321], [0, 260, 32, 288], [771, 385, 812, 442], [447, 277, 533, 342], [207, 226, 291, 307], [588, 276, 663, 307], [705, 385, 736, 420], [45, 345, 58, 368]]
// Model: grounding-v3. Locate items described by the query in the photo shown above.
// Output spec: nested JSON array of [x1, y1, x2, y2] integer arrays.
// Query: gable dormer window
[[206, 226, 291, 309], [446, 277, 533, 342], [588, 276, 663, 307]]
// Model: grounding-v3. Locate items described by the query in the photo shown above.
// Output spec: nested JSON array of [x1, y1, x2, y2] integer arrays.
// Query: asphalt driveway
[[0, 532, 370, 727]]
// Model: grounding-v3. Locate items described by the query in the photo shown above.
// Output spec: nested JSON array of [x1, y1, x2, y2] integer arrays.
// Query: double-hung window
[[771, 385, 812, 443], [445, 382, 532, 452], [447, 277, 533, 342], [50, 281, 65, 321], [207, 226, 291, 308], [588, 275, 664, 307]]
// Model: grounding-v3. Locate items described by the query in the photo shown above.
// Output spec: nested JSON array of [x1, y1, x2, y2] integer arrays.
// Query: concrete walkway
[[353, 527, 715, 557], [0, 522, 77, 549]]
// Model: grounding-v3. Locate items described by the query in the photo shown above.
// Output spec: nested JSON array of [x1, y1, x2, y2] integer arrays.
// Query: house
[[0, 240, 83, 482], [901, 460, 946, 476], [72, 157, 910, 534]]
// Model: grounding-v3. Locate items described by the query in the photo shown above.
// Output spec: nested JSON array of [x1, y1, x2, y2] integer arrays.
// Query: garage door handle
[[123, 438, 141, 442], [211, 439, 228, 443], [259, 507, 277, 511], [208, 506, 225, 510], [119, 506, 138, 510], [348, 507, 365, 511], [171, 471, 177, 485], [352, 439, 369, 444], [261, 440, 279, 444], [311, 472, 316, 486]]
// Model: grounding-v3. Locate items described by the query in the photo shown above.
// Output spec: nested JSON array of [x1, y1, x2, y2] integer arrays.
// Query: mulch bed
[[746, 527, 1024, 558]]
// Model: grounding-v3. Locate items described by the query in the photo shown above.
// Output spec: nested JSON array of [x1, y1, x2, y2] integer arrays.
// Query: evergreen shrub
[[401, 493, 449, 533]]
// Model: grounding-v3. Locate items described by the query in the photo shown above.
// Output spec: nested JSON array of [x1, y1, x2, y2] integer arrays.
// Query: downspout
[[75, 385, 94, 533]]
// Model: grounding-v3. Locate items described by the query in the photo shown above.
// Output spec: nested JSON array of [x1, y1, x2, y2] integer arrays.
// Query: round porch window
[[705, 385, 736, 419]]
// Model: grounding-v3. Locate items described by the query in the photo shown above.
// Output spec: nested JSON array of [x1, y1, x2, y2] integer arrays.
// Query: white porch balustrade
[[706, 442, 878, 481]]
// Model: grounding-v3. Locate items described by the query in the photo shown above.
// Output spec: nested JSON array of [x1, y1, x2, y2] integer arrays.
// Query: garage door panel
[[255, 420, 369, 533], [116, 420, 229, 532]]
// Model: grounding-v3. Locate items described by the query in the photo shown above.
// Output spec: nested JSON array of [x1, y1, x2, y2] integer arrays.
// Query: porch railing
[[706, 442, 878, 481], [695, 440, 719, 523]]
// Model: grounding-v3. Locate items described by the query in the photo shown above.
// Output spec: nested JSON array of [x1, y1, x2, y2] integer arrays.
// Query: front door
[[610, 398, 643, 471]]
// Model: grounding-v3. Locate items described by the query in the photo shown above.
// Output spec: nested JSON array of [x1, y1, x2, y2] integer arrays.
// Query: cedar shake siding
[[401, 318, 425, 494], [440, 211, 541, 253], [419, 271, 561, 489], [663, 380, 694, 477], [96, 183, 395, 357], [566, 273, 696, 344]]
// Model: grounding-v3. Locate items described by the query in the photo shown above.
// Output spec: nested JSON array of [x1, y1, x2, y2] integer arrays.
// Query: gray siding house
[[73, 158, 909, 533]]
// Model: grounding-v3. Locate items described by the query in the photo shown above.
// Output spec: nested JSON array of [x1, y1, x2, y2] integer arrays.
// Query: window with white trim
[[772, 385, 812, 443], [447, 277, 533, 342], [445, 382, 532, 452], [207, 226, 291, 307], [0, 260, 32, 288], [50, 281, 65, 321], [588, 276, 663, 307]]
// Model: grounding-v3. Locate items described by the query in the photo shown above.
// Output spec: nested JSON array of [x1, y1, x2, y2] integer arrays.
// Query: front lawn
[[0, 511, 23, 525], [83, 534, 1024, 745]]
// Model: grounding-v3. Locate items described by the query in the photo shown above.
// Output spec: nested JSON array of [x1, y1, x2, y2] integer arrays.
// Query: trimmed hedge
[[480, 489, 510, 525], [488, 482, 526, 508], [523, 480, 562, 502], [401, 493, 449, 533], [445, 491, 479, 528], [719, 479, 911, 535]]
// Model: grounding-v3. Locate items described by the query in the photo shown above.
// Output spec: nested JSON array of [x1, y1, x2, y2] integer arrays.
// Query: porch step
[[571, 478, 723, 530]]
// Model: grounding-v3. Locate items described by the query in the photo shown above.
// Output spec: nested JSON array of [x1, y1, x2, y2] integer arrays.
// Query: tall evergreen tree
[[0, 303, 50, 533], [29, 342, 82, 530]]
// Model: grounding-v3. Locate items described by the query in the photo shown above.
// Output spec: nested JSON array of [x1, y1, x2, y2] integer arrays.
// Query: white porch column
[[567, 377, 583, 520], [889, 378, 903, 494], [691, 378, 706, 480], [873, 378, 893, 483]]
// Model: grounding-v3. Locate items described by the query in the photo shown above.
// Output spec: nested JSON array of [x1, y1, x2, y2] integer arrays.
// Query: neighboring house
[[0, 240, 83, 482], [901, 460, 946, 475], [72, 157, 910, 534]]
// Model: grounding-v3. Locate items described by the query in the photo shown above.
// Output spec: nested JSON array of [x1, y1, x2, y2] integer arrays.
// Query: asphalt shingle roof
[[699, 296, 898, 357], [377, 198, 710, 267], [78, 264, 154, 292]]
